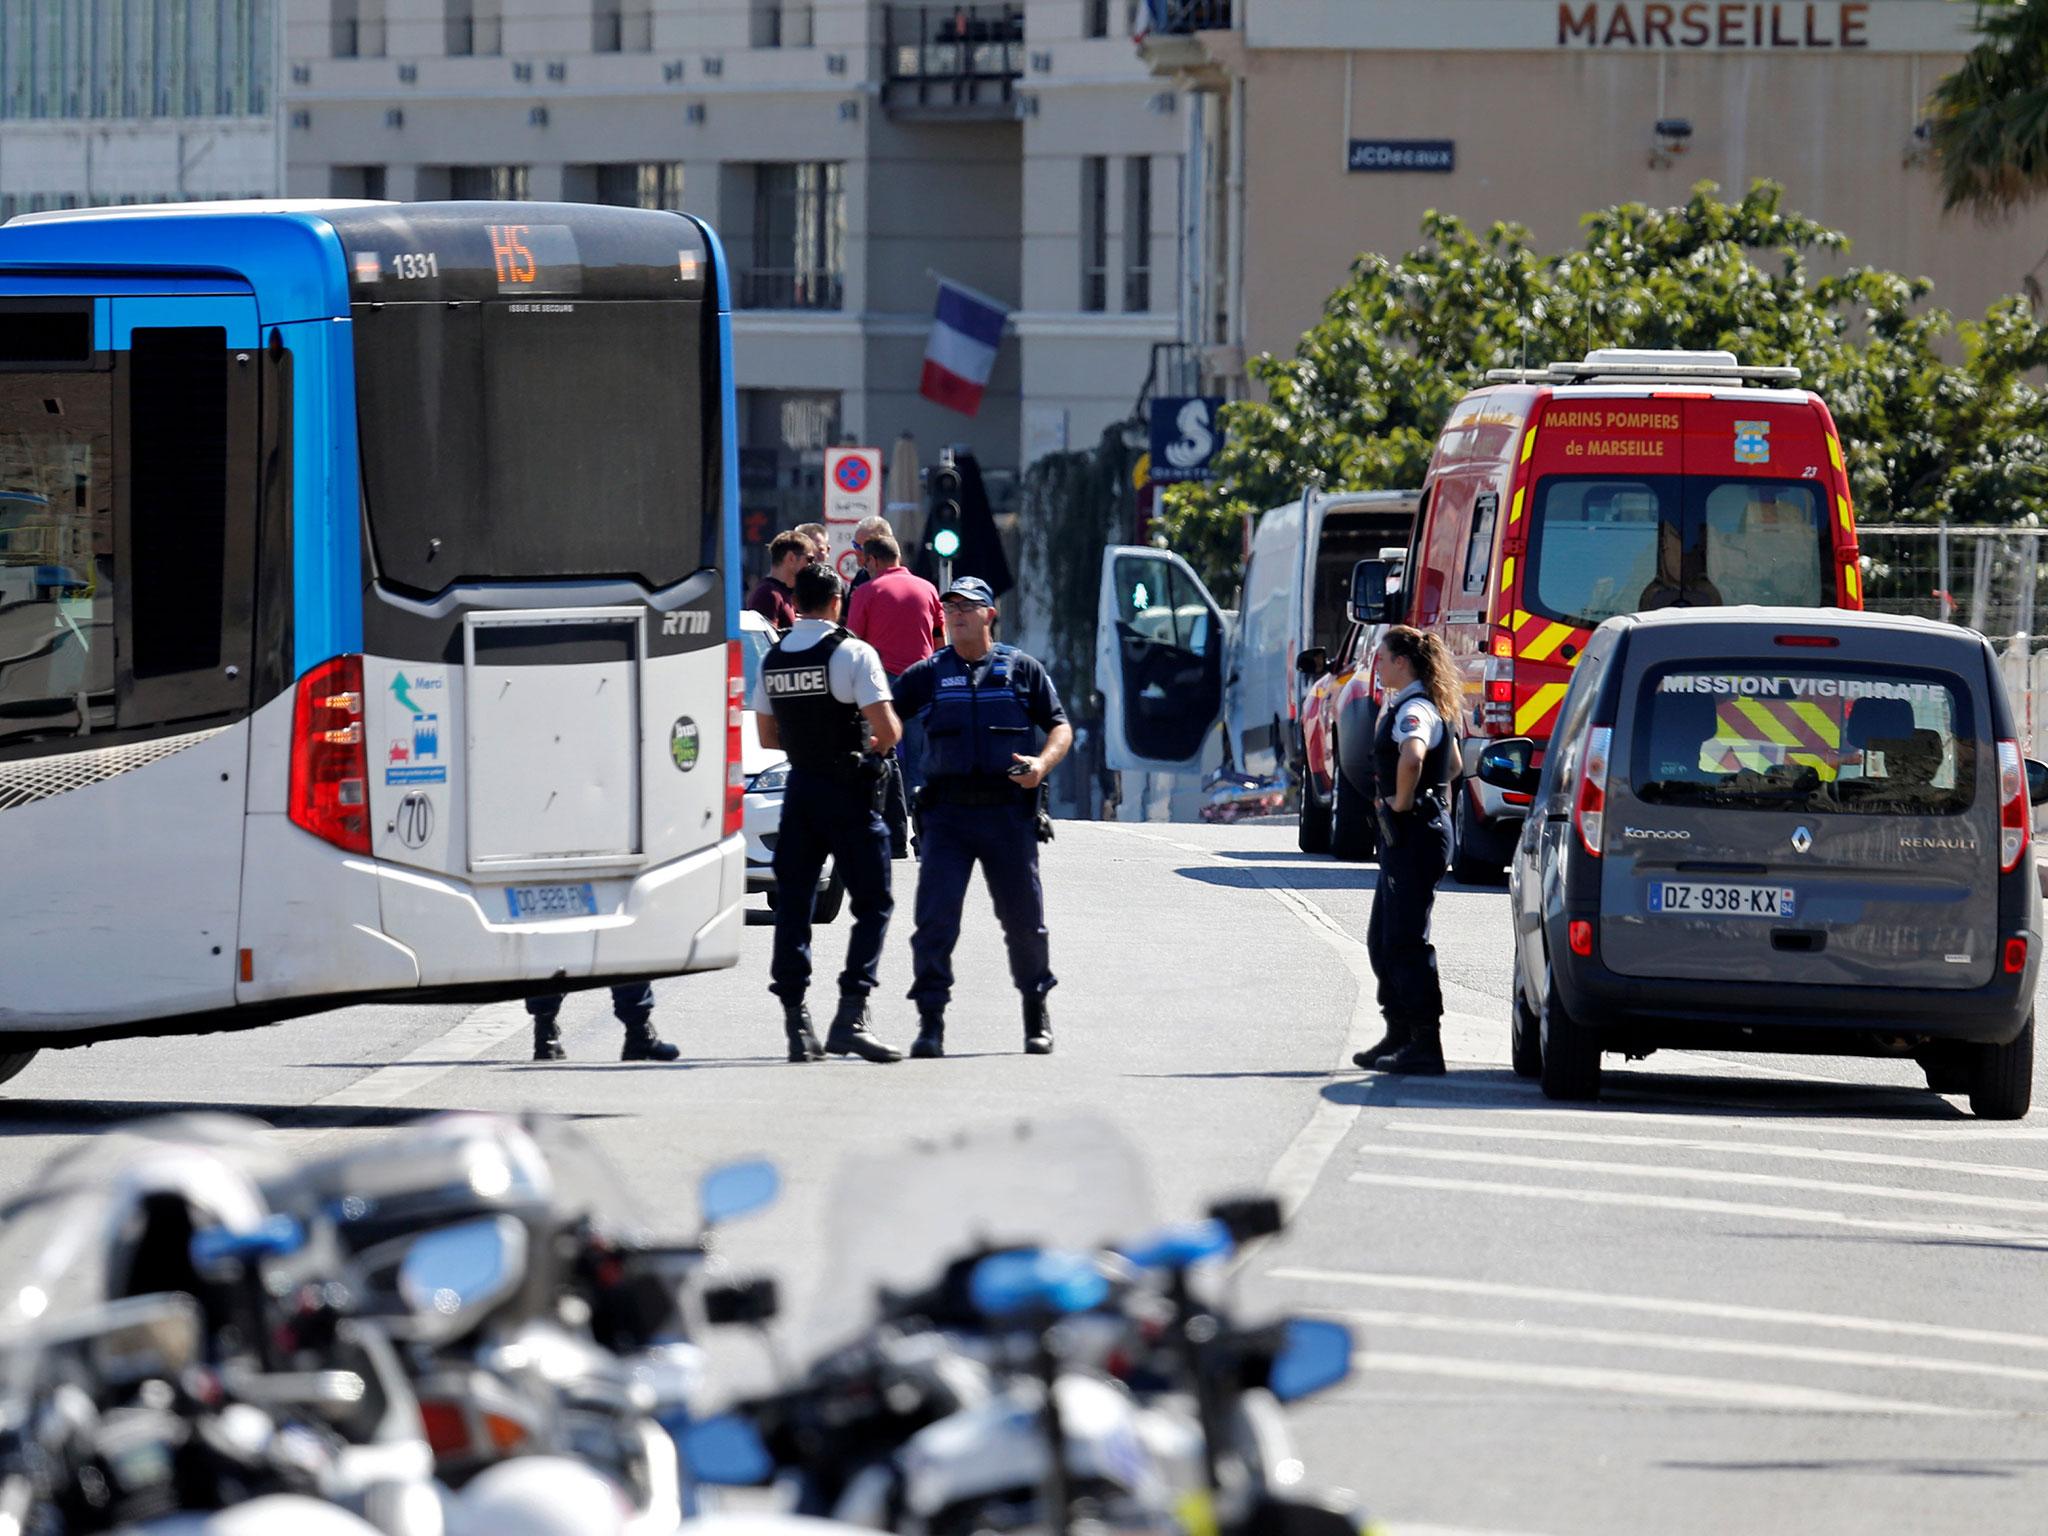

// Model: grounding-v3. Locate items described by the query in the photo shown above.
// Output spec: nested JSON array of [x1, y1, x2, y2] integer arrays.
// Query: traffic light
[[928, 461, 963, 561]]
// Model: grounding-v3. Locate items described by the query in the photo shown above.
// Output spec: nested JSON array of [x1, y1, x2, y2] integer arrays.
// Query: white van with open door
[[1096, 545, 1232, 777]]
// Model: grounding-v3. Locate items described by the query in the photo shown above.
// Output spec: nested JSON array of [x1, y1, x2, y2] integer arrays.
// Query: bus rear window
[[1528, 476, 1830, 629], [352, 299, 707, 596], [1631, 665, 1975, 817]]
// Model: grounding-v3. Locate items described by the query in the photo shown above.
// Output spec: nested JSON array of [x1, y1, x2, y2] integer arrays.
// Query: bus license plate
[[504, 883, 598, 921], [1649, 882, 1794, 919]]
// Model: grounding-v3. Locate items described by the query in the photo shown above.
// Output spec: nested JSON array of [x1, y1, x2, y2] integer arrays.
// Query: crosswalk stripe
[[1330, 1306, 2048, 1388], [1383, 1121, 2048, 1186], [1380, 1103, 2048, 1141], [1347, 1351, 1979, 1417], [1360, 1143, 2048, 1217], [1269, 1268, 2048, 1354], [1346, 1170, 2048, 1247]]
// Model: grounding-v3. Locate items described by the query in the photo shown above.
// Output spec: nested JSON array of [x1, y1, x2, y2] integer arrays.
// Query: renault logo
[[1791, 826, 1813, 854]]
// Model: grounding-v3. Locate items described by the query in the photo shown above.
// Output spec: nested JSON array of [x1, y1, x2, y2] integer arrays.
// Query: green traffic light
[[932, 527, 962, 559]]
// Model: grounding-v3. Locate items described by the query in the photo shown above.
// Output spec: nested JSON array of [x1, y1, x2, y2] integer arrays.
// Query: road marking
[[1347, 1169, 2048, 1247], [1378, 1103, 2048, 1140], [307, 1001, 529, 1118], [1384, 1121, 2048, 1186], [1360, 1142, 2048, 1217], [1272, 1267, 2048, 1354], [1330, 1305, 2048, 1388], [1348, 1350, 1981, 1417]]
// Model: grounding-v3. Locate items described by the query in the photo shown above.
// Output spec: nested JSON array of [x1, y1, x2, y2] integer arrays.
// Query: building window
[[1085, 0, 1110, 37], [1080, 155, 1107, 313], [450, 165, 530, 200], [593, 0, 622, 52], [0, 0, 272, 123], [593, 163, 684, 210], [744, 162, 844, 310], [1122, 155, 1151, 312], [331, 165, 387, 199], [751, 0, 814, 47], [331, 0, 385, 58], [445, 0, 501, 54]]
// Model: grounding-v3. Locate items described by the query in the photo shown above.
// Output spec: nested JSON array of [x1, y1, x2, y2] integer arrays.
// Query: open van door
[[1096, 546, 1228, 773]]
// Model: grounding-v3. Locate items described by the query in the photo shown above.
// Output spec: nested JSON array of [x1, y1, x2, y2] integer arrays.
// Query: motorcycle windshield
[[805, 1115, 1156, 1350], [0, 1117, 282, 1363], [284, 1112, 649, 1249]]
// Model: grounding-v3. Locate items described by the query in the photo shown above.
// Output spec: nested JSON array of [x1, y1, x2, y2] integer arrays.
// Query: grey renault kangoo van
[[1479, 607, 2046, 1118]]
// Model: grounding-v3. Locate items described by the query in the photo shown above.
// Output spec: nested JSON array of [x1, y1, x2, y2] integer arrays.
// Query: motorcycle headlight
[[746, 763, 790, 796]]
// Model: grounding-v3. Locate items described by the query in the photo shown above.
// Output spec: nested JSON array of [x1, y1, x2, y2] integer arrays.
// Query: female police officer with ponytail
[[1354, 625, 1463, 1077]]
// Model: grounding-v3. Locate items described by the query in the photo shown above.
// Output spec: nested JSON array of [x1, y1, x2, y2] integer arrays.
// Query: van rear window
[[1631, 664, 1976, 817], [1528, 477, 1829, 628]]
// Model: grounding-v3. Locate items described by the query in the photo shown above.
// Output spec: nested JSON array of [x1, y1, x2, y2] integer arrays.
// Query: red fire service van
[[1349, 348, 1865, 882]]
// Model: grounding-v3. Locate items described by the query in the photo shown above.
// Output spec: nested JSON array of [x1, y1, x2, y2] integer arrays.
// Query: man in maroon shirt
[[847, 533, 944, 858], [745, 531, 809, 630]]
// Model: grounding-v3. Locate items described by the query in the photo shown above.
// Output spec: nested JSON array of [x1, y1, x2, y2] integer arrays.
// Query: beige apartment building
[[284, 0, 1191, 543], [1141, 0, 2048, 395]]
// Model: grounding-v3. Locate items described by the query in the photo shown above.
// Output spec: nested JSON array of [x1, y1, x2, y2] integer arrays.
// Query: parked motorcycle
[[261, 1113, 782, 1535], [683, 1116, 1370, 1536], [0, 1121, 438, 1536]]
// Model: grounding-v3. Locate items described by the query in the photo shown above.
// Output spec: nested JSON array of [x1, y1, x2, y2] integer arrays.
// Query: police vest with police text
[[760, 629, 867, 775], [1374, 684, 1453, 801], [921, 645, 1036, 781]]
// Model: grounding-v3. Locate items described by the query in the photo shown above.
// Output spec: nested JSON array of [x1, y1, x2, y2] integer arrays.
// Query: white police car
[[740, 609, 844, 923]]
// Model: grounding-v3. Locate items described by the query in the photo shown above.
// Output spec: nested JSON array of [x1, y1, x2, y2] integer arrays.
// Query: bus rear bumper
[[371, 835, 746, 989]]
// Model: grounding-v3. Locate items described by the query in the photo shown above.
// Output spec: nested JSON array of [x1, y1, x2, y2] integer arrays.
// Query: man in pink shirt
[[847, 533, 944, 857]]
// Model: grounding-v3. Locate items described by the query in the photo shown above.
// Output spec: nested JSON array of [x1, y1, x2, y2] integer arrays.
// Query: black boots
[[1376, 1023, 1446, 1076], [910, 1010, 946, 1059], [783, 1002, 824, 1063], [1351, 1020, 1412, 1071], [824, 998, 902, 1064], [621, 1017, 681, 1063], [533, 1019, 566, 1062], [1023, 996, 1053, 1056]]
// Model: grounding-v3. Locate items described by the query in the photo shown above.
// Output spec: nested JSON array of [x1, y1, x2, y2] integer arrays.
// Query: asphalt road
[[6, 819, 2047, 1536]]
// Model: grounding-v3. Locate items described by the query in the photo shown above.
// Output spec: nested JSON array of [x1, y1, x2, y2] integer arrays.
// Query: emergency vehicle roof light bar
[[1484, 355, 1801, 388]]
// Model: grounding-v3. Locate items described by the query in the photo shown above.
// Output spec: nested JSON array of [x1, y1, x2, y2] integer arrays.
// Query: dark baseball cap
[[942, 576, 996, 606]]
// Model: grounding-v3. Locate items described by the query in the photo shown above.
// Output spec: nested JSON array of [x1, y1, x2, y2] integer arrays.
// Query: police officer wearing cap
[[890, 576, 1072, 1058], [1354, 625, 1462, 1077], [750, 564, 906, 1065]]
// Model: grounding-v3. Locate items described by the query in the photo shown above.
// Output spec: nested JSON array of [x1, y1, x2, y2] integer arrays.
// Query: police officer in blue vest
[[891, 577, 1073, 1058], [751, 564, 906, 1065]]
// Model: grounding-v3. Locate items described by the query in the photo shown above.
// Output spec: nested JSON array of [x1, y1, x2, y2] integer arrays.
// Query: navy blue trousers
[[525, 984, 653, 1025], [771, 769, 893, 1002], [1366, 801, 1451, 1029], [908, 801, 1054, 1010]]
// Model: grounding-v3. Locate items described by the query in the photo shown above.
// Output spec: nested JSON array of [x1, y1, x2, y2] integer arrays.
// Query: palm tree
[[1929, 1, 2048, 215]]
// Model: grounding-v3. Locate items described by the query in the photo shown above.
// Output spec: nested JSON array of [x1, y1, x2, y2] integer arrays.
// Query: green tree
[[1160, 181, 2048, 593], [1927, 0, 2048, 220]]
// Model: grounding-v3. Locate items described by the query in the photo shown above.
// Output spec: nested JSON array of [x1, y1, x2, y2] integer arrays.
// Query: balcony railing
[[883, 5, 1023, 115], [738, 269, 845, 310], [1136, 0, 1230, 35]]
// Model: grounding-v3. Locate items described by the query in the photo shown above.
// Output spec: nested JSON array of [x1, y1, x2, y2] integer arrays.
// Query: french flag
[[919, 277, 1010, 417]]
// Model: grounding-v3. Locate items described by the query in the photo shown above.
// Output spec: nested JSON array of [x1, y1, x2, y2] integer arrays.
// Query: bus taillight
[[289, 655, 371, 855], [724, 640, 744, 838]]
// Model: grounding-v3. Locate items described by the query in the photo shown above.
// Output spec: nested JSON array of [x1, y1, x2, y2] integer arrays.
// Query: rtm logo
[[661, 611, 712, 637]]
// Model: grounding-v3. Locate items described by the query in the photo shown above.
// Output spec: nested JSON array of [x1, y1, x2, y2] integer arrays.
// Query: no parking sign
[[823, 446, 883, 582]]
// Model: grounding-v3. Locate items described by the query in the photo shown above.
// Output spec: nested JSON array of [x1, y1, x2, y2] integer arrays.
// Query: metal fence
[[1859, 525, 2048, 756]]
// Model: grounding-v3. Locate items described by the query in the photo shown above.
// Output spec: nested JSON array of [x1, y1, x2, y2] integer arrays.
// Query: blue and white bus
[[0, 201, 743, 1085]]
